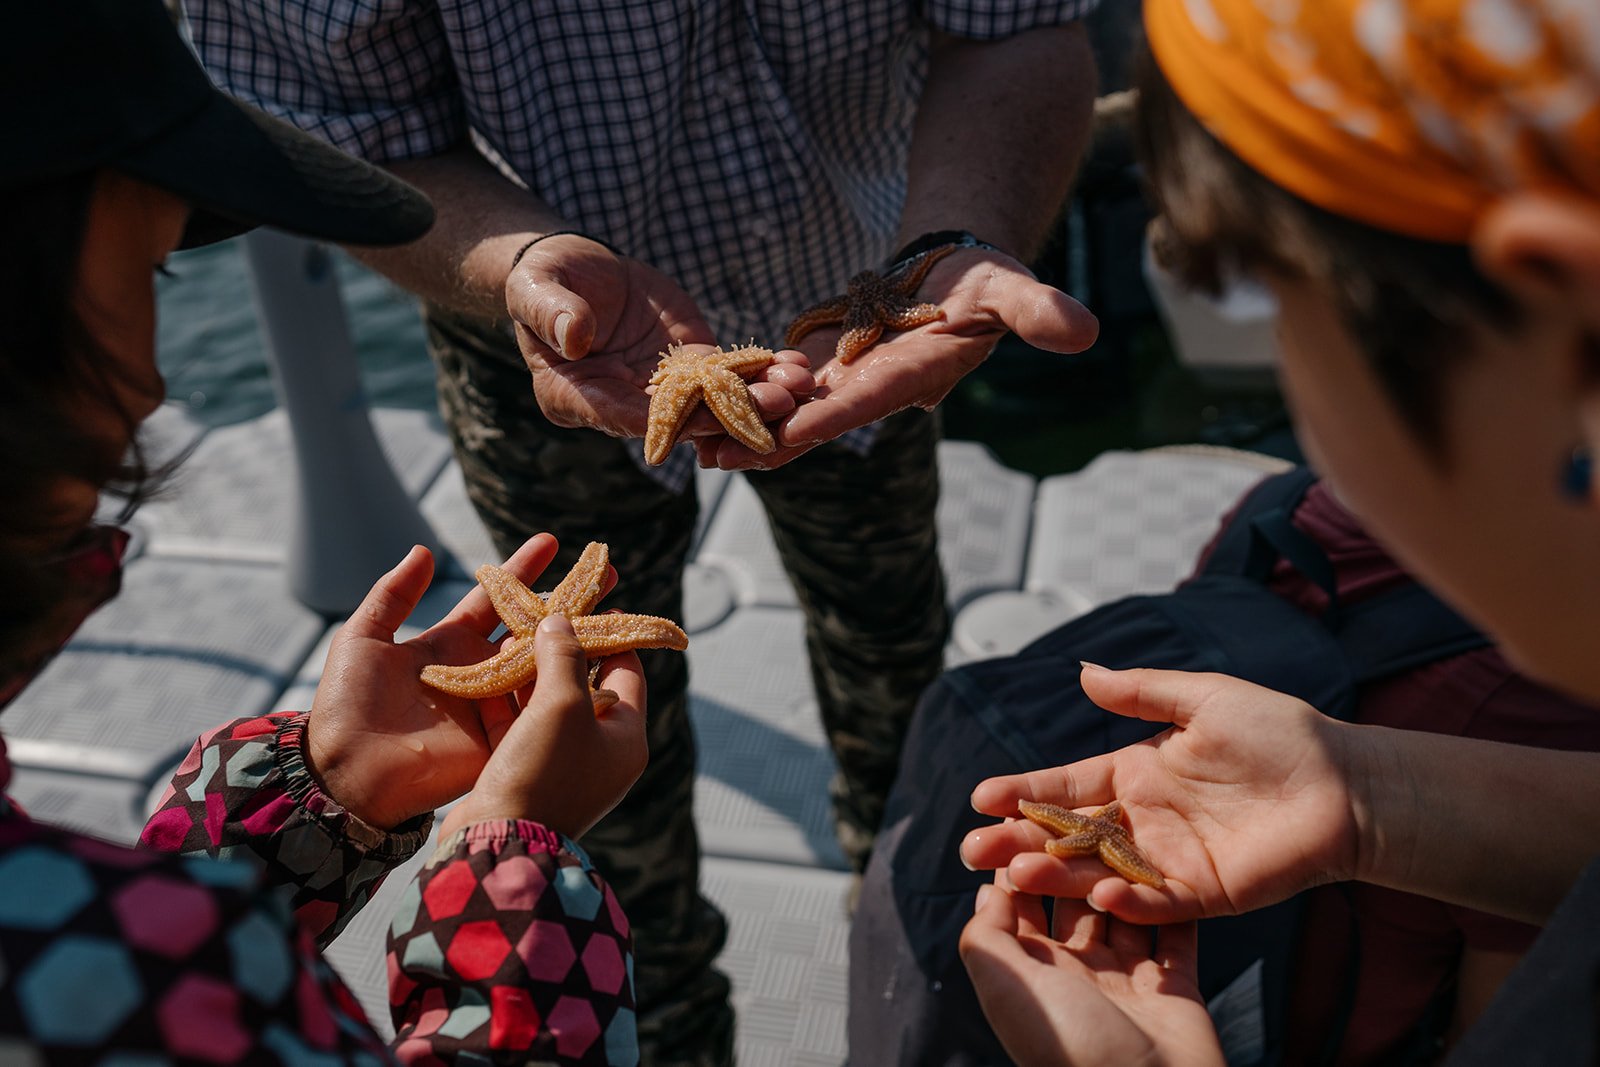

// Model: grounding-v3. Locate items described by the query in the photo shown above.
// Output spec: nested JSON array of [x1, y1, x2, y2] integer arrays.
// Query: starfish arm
[[783, 300, 849, 346], [573, 613, 689, 656], [890, 243, 957, 294], [1043, 833, 1104, 858], [1091, 801, 1125, 825], [882, 302, 945, 331], [710, 344, 777, 377], [1017, 799, 1099, 837], [702, 368, 776, 454], [474, 564, 547, 636], [1097, 834, 1167, 889], [420, 636, 540, 699], [643, 374, 704, 466], [835, 319, 885, 365], [545, 541, 609, 617]]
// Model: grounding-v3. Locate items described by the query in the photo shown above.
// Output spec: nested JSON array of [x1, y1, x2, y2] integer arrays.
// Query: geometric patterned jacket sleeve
[[133, 710, 640, 1064], [140, 710, 433, 946]]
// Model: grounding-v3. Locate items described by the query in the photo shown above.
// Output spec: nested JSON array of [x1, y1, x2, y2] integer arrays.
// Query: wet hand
[[959, 666, 1363, 925], [697, 247, 1098, 470], [506, 234, 812, 440]]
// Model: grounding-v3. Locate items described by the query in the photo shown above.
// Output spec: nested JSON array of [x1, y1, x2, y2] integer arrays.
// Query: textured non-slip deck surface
[[14, 400, 1282, 1065]]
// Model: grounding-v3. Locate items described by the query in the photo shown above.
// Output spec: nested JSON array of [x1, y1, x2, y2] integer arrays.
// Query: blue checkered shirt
[[183, 0, 1095, 487]]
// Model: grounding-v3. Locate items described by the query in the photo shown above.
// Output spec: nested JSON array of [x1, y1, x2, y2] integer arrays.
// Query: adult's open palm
[[699, 247, 1099, 469], [507, 234, 811, 443]]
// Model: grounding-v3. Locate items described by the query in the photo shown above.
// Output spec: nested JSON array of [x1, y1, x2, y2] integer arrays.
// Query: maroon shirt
[[1199, 482, 1600, 1064]]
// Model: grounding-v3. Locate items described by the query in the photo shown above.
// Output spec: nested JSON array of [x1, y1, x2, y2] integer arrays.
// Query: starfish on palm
[[420, 542, 687, 702], [784, 244, 955, 364], [1018, 799, 1167, 889], [644, 342, 778, 465]]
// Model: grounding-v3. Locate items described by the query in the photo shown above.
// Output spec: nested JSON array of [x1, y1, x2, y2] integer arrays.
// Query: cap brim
[[115, 91, 434, 250]]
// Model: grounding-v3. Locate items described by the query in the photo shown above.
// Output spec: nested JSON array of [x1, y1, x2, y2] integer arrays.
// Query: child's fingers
[[526, 615, 592, 714], [436, 534, 560, 633], [341, 545, 434, 642], [591, 652, 646, 714], [970, 758, 1117, 818], [1051, 896, 1106, 949], [1004, 851, 1131, 901], [960, 817, 1056, 871], [1079, 665, 1235, 729]]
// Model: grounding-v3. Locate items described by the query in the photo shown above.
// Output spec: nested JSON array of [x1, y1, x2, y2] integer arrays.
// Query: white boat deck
[[8, 402, 1284, 1064]]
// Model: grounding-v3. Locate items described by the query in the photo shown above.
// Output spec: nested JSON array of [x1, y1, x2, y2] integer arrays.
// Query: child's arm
[[388, 612, 649, 1062], [961, 666, 1600, 928], [140, 535, 584, 944], [388, 820, 635, 1063], [140, 708, 432, 945]]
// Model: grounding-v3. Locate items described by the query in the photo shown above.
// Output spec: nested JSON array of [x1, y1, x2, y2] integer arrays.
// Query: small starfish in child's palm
[[784, 244, 955, 364], [1019, 799, 1167, 889]]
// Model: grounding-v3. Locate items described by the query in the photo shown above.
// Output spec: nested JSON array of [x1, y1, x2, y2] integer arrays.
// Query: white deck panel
[[696, 475, 797, 609], [5, 556, 325, 780], [1025, 448, 1279, 607], [138, 408, 452, 561], [688, 608, 845, 870], [7, 767, 148, 846], [419, 461, 500, 579], [935, 441, 1036, 611], [701, 856, 851, 1067]]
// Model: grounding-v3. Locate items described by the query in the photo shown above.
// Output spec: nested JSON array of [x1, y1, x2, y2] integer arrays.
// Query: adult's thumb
[[505, 266, 597, 360]]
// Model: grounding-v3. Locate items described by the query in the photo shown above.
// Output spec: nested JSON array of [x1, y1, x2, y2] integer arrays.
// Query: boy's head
[[1136, 0, 1600, 699]]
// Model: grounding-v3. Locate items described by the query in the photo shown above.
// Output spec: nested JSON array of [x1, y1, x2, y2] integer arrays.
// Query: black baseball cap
[[5, 0, 434, 249]]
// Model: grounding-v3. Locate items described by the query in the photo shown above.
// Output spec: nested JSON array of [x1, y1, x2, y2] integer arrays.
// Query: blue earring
[[1561, 447, 1593, 501]]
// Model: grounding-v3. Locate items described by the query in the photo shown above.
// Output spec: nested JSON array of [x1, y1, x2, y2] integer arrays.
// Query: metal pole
[[242, 229, 440, 616]]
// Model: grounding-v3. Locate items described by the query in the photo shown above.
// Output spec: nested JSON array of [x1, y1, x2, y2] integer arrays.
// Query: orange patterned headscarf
[[1145, 0, 1600, 242]]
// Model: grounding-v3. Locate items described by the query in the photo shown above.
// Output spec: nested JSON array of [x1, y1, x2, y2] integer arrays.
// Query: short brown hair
[[1133, 48, 1521, 453]]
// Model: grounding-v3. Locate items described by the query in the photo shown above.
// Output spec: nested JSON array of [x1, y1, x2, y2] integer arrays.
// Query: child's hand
[[959, 666, 1364, 925], [960, 883, 1223, 1067], [302, 534, 606, 830], [437, 614, 647, 841]]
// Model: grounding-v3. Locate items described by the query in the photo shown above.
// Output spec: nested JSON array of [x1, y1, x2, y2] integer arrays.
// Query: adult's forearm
[[898, 23, 1096, 262], [1350, 723, 1600, 924], [348, 146, 569, 319]]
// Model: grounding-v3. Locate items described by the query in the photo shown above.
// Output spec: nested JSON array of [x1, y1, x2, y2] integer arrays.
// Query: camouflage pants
[[425, 306, 950, 1066]]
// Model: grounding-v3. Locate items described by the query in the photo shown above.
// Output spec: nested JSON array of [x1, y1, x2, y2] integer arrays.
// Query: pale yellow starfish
[[1017, 798, 1167, 889], [420, 542, 688, 703], [644, 343, 776, 465], [783, 244, 954, 364]]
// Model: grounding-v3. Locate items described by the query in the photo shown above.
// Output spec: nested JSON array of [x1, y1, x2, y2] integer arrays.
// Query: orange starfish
[[783, 244, 955, 364], [644, 343, 777, 465], [1017, 799, 1167, 889], [420, 542, 688, 704]]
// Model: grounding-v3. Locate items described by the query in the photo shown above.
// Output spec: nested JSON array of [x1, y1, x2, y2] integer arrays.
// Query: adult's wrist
[[885, 229, 1003, 273], [506, 229, 620, 277]]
